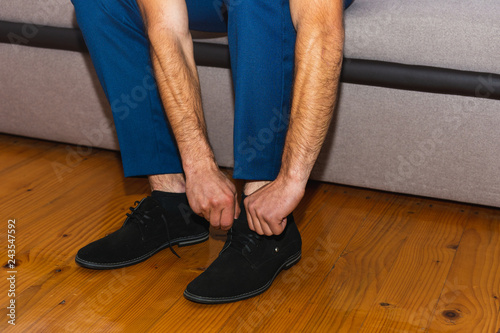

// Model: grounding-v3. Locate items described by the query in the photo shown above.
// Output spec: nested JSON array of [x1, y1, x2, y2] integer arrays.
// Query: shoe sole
[[75, 232, 210, 270], [183, 250, 302, 304]]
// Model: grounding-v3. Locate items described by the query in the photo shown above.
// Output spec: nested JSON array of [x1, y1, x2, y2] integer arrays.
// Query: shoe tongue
[[232, 199, 255, 235], [232, 214, 251, 233], [229, 202, 257, 234]]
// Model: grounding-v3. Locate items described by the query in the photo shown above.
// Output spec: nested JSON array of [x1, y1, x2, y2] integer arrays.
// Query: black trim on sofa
[[1, 20, 499, 101], [342, 59, 500, 101], [0, 21, 86, 52]]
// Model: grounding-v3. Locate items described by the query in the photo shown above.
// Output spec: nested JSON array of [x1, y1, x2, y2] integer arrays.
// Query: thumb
[[234, 194, 241, 219], [281, 217, 287, 229]]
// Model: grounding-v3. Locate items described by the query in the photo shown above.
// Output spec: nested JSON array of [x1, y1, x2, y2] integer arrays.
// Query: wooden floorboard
[[0, 134, 499, 333], [292, 194, 421, 332], [427, 209, 500, 333], [357, 200, 469, 332]]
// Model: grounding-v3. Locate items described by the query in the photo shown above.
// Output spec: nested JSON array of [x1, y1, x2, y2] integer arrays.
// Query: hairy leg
[[148, 174, 186, 193], [243, 181, 271, 196]]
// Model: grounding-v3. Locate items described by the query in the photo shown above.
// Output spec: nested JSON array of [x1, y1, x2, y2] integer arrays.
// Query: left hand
[[244, 177, 305, 236]]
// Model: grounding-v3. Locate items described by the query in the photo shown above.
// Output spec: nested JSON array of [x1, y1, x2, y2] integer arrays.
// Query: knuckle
[[222, 197, 232, 207], [210, 197, 222, 207]]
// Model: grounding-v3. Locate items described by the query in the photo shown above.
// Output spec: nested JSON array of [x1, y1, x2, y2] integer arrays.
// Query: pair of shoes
[[75, 194, 302, 304], [75, 194, 209, 269]]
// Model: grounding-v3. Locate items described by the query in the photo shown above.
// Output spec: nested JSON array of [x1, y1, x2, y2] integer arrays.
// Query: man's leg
[[184, 0, 353, 304], [234, 0, 354, 191], [229, 0, 296, 183], [72, 0, 177, 178], [183, 0, 301, 304], [72, 0, 226, 179], [71, 0, 228, 269]]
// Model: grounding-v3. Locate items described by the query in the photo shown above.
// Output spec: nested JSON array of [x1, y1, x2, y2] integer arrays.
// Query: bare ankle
[[244, 180, 271, 196], [149, 173, 186, 193]]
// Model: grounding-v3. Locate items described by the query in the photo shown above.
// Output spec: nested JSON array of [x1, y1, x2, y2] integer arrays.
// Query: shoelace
[[229, 228, 262, 255], [126, 201, 180, 258]]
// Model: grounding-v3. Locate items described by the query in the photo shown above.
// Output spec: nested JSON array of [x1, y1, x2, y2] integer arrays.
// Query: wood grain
[[0, 134, 499, 333], [357, 201, 469, 332], [427, 209, 500, 333]]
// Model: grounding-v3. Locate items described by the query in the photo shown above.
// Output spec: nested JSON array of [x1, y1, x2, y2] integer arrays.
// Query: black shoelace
[[229, 228, 262, 255], [126, 201, 180, 258]]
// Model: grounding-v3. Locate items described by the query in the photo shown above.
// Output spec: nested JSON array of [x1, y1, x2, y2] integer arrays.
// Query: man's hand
[[244, 176, 305, 236], [186, 164, 240, 230]]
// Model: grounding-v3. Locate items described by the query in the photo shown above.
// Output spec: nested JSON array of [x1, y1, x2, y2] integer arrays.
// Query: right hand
[[185, 165, 240, 230]]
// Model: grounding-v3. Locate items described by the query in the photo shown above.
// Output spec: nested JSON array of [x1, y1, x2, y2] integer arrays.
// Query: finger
[[280, 217, 288, 233], [251, 209, 265, 236], [199, 201, 210, 222], [260, 220, 274, 236], [234, 193, 241, 219], [269, 217, 287, 235], [220, 206, 233, 230], [244, 198, 255, 231], [209, 208, 221, 229]]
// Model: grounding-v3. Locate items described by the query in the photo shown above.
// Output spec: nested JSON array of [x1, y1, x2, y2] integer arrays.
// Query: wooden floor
[[0, 134, 499, 333]]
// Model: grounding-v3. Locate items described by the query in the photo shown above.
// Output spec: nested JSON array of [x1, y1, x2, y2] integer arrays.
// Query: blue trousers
[[72, 0, 353, 179]]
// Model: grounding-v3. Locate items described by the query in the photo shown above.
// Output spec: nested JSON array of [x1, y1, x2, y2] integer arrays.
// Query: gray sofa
[[1, 0, 500, 207]]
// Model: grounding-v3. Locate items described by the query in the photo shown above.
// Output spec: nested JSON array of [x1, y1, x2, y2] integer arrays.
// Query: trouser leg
[[228, 0, 296, 181], [71, 0, 227, 177], [229, 0, 354, 180]]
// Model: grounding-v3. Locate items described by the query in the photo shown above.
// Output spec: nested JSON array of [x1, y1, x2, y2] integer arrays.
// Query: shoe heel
[[178, 233, 209, 247], [284, 251, 301, 270]]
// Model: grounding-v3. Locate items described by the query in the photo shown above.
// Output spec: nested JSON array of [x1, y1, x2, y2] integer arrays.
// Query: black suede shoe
[[75, 194, 208, 269], [183, 204, 302, 304]]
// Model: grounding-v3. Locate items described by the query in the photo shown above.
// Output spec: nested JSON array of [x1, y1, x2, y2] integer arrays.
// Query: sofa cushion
[[0, 0, 78, 29], [344, 0, 500, 73]]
